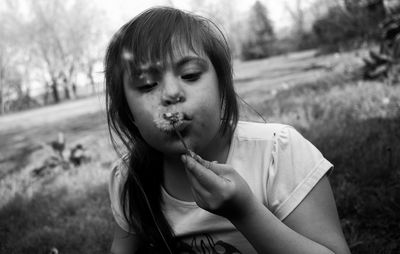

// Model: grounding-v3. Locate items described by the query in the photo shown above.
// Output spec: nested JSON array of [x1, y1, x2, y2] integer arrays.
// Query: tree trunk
[[65, 65, 74, 99], [64, 83, 70, 100], [89, 73, 95, 95], [51, 78, 60, 103], [0, 87, 4, 115], [43, 82, 49, 105], [0, 66, 4, 115], [72, 83, 77, 98], [0, 79, 3, 115], [87, 63, 95, 94]]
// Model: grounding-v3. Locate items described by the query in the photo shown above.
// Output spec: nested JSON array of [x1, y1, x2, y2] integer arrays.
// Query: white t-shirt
[[109, 121, 333, 253]]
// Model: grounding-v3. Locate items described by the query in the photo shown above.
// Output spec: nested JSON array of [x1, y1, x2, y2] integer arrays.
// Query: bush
[[241, 40, 282, 60], [312, 2, 386, 53]]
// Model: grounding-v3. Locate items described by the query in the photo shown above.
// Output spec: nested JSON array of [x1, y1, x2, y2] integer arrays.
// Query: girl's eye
[[138, 82, 158, 92], [181, 72, 201, 82]]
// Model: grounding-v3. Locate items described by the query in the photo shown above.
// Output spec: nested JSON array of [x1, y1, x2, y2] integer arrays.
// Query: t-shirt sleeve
[[265, 125, 333, 221], [108, 160, 135, 234]]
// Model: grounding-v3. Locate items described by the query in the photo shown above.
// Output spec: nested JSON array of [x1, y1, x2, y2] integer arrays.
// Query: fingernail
[[195, 154, 202, 161], [181, 154, 187, 163]]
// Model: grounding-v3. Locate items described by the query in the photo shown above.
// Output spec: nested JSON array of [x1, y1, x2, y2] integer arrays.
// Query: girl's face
[[123, 47, 223, 157]]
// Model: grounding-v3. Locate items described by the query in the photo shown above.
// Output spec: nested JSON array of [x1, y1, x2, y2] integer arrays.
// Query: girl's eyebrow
[[174, 56, 209, 70], [137, 56, 208, 75]]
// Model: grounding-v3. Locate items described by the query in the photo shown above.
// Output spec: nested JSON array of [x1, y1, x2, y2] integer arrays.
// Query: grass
[[0, 108, 117, 254], [1, 50, 399, 253], [0, 185, 113, 254]]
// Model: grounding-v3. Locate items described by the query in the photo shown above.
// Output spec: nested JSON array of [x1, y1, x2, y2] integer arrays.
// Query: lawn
[[1, 50, 399, 253]]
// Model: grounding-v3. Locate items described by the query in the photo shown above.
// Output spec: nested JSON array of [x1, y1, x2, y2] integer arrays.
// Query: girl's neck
[[162, 131, 232, 202]]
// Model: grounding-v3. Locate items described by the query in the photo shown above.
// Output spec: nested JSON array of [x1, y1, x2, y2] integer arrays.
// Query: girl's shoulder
[[235, 121, 294, 141]]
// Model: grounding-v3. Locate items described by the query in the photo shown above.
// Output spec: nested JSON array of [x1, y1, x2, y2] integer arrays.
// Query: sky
[[95, 0, 314, 32], [0, 0, 317, 35]]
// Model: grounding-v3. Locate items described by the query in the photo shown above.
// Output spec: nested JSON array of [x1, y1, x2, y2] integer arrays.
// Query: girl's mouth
[[154, 112, 191, 133], [154, 111, 193, 156]]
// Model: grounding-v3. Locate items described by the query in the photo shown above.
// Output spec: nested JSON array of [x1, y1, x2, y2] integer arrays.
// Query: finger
[[193, 154, 232, 176], [181, 154, 223, 191], [184, 158, 219, 194], [187, 149, 196, 158], [193, 154, 210, 168]]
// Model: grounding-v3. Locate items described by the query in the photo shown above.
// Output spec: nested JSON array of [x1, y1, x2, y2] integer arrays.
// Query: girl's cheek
[[141, 91, 162, 112]]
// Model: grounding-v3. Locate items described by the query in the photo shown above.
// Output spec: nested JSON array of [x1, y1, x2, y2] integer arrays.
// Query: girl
[[105, 7, 351, 254]]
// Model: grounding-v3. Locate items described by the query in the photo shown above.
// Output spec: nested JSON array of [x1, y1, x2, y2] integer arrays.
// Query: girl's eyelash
[[138, 82, 158, 92], [136, 71, 201, 91], [181, 72, 201, 81]]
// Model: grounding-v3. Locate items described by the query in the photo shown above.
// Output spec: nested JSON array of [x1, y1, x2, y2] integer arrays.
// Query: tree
[[284, 0, 318, 50], [241, 1, 275, 60], [28, 0, 105, 103], [0, 0, 36, 114], [0, 0, 107, 113], [188, 0, 245, 58], [311, 0, 388, 52], [286, 0, 305, 35]]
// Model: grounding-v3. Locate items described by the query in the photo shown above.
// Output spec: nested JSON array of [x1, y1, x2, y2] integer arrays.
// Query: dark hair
[[104, 6, 238, 252]]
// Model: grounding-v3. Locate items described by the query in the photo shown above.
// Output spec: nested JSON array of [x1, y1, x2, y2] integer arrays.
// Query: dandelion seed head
[[154, 111, 183, 132], [121, 48, 134, 61]]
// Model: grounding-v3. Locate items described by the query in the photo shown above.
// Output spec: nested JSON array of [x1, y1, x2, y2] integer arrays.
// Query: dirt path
[[0, 95, 106, 132]]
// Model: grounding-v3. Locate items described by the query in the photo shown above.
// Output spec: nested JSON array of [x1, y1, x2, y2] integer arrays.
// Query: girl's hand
[[181, 153, 256, 220]]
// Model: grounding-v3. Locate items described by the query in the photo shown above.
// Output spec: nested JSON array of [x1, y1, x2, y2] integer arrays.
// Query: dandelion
[[121, 48, 134, 61], [154, 112, 183, 132], [163, 112, 181, 124], [382, 97, 390, 105], [154, 112, 192, 156]]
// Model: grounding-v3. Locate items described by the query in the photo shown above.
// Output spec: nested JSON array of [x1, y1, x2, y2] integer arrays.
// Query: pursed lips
[[154, 111, 193, 132]]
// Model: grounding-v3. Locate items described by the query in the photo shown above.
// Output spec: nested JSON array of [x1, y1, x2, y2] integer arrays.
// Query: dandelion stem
[[173, 123, 192, 157]]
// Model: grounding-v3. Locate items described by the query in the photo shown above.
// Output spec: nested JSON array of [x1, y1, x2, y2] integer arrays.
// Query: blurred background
[[0, 0, 399, 253]]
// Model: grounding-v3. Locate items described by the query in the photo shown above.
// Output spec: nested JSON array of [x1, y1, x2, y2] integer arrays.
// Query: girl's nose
[[161, 73, 186, 106]]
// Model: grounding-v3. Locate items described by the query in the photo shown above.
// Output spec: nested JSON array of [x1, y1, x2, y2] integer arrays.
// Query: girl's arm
[[110, 223, 140, 254], [181, 154, 351, 254], [230, 176, 350, 254]]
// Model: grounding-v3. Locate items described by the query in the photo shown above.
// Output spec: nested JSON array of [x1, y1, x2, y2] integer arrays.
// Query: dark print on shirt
[[176, 233, 242, 254]]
